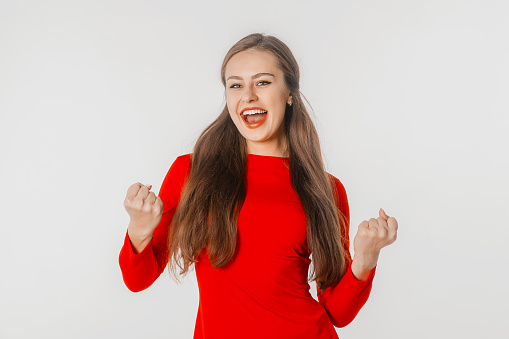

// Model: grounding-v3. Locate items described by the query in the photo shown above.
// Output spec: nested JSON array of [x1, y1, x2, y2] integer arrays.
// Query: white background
[[1, 0, 508, 338]]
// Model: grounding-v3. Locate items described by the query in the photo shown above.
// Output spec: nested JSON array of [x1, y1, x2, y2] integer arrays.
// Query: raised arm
[[118, 154, 191, 292], [316, 175, 377, 328]]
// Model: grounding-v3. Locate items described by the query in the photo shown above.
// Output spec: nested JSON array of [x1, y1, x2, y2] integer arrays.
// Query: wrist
[[351, 251, 379, 281], [127, 227, 153, 255], [353, 249, 379, 267], [128, 222, 153, 243]]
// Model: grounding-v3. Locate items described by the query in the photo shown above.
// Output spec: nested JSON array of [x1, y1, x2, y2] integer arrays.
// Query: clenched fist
[[351, 208, 398, 280], [124, 182, 164, 242]]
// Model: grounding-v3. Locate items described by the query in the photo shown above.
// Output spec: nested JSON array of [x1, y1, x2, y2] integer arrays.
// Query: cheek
[[225, 96, 235, 114], [226, 103, 240, 126], [226, 105, 236, 121], [274, 98, 287, 120]]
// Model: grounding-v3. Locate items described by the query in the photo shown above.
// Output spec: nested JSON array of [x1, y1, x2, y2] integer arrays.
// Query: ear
[[287, 95, 293, 106]]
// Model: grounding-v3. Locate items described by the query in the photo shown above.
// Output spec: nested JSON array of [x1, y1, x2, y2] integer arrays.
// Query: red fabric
[[119, 153, 376, 338]]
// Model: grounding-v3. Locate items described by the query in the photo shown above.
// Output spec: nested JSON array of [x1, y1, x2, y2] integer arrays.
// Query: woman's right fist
[[124, 182, 163, 239]]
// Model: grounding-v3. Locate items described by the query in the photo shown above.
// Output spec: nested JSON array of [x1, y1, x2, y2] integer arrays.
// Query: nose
[[242, 86, 258, 103]]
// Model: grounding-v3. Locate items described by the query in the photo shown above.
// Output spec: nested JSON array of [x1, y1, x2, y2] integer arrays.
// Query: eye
[[228, 81, 270, 89]]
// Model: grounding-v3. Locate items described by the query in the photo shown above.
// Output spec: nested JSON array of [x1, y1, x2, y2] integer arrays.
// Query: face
[[224, 49, 292, 156]]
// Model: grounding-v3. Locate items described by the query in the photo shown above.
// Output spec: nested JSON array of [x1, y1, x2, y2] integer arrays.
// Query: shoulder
[[325, 171, 350, 227], [170, 153, 192, 172], [175, 153, 192, 164], [159, 154, 192, 200], [162, 153, 192, 185], [326, 172, 348, 201]]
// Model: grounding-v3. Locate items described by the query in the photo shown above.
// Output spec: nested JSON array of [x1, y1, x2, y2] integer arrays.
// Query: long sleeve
[[118, 154, 191, 292], [316, 175, 377, 328]]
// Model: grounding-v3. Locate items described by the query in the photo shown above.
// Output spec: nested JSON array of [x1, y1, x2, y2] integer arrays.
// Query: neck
[[246, 137, 289, 158]]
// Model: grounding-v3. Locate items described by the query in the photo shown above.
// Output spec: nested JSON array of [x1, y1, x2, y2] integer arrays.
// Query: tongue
[[246, 113, 267, 123]]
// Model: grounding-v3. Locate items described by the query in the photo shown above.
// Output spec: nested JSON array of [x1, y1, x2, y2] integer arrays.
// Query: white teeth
[[242, 109, 267, 115]]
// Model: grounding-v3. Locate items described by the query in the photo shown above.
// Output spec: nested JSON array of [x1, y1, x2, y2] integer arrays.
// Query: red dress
[[119, 153, 376, 338]]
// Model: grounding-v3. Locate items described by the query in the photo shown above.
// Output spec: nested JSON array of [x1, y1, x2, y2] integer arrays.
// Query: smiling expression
[[224, 49, 292, 156]]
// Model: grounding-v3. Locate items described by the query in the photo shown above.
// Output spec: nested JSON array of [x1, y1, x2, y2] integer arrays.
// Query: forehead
[[224, 49, 281, 78]]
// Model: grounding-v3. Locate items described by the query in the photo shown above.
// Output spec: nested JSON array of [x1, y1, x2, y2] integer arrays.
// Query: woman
[[119, 33, 398, 338]]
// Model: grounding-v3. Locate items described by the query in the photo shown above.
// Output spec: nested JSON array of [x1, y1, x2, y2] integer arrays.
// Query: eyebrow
[[226, 72, 275, 81]]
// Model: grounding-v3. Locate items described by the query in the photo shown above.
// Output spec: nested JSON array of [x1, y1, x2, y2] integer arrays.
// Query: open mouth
[[242, 109, 268, 124]]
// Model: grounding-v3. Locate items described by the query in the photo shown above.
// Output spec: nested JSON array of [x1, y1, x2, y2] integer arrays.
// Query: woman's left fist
[[353, 208, 398, 258]]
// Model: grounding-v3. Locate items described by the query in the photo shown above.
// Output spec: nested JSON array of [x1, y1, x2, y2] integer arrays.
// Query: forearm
[[119, 229, 164, 292], [319, 262, 376, 327]]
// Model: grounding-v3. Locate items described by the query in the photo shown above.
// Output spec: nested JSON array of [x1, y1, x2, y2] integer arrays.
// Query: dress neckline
[[247, 153, 289, 160]]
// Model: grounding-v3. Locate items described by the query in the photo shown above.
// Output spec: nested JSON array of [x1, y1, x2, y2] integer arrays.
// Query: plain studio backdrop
[[0, 0, 507, 338]]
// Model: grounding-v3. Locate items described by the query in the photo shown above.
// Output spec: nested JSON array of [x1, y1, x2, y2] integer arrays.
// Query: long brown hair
[[166, 33, 349, 292]]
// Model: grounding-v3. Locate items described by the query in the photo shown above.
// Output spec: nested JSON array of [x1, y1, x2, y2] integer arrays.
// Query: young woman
[[119, 33, 398, 338]]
